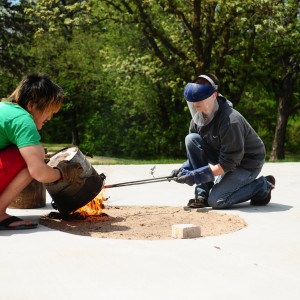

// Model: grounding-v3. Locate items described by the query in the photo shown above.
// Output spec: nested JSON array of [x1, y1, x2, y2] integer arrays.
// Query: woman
[[0, 74, 82, 230]]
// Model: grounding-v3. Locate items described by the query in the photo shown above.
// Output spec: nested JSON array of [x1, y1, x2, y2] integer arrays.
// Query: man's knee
[[207, 196, 231, 209], [185, 133, 201, 148]]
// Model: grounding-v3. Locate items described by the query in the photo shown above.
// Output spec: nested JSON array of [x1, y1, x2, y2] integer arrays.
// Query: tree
[[0, 0, 33, 95], [15, 0, 299, 159], [25, 0, 102, 145], [252, 0, 300, 160], [97, 0, 300, 158]]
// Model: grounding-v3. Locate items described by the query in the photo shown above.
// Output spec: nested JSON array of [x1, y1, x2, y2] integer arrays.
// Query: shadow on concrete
[[228, 202, 293, 213], [38, 213, 131, 238]]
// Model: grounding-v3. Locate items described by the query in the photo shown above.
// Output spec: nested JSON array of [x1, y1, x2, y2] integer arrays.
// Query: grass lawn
[[42, 143, 185, 165], [42, 143, 300, 165]]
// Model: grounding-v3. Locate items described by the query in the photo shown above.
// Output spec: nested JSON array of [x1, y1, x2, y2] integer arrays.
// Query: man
[[0, 74, 82, 230], [171, 73, 275, 209]]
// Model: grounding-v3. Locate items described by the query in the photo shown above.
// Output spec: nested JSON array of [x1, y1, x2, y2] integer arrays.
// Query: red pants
[[0, 146, 27, 193]]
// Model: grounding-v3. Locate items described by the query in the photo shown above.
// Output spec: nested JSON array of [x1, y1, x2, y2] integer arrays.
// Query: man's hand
[[169, 161, 191, 178], [175, 169, 195, 185], [55, 161, 84, 185], [169, 168, 181, 178], [175, 165, 214, 186]]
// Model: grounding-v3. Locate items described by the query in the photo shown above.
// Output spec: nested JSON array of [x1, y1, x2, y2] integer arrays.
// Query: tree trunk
[[270, 101, 288, 160], [269, 72, 294, 161]]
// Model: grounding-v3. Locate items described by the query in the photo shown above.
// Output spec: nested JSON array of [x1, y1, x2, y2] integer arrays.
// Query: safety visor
[[184, 83, 215, 102], [184, 83, 219, 126]]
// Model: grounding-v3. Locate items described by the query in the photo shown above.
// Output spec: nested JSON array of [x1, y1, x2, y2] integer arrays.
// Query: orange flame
[[70, 189, 107, 219]]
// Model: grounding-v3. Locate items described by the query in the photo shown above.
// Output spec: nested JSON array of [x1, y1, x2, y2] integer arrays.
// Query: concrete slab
[[1, 162, 300, 300]]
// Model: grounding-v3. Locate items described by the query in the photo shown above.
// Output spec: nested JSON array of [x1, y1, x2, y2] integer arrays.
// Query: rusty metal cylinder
[[9, 180, 46, 209], [45, 147, 105, 215]]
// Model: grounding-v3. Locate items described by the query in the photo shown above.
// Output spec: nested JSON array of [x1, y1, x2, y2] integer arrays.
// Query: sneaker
[[187, 196, 208, 208], [250, 175, 276, 206]]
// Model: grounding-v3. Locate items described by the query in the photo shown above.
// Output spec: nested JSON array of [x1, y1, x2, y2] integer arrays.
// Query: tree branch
[[133, 0, 188, 62]]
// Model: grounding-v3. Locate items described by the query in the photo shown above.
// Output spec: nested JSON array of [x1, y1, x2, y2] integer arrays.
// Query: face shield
[[184, 83, 219, 126]]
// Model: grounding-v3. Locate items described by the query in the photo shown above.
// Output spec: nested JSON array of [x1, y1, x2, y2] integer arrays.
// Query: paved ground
[[1, 162, 299, 300]]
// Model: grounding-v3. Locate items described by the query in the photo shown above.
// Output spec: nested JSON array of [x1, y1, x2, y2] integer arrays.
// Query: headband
[[197, 75, 218, 90]]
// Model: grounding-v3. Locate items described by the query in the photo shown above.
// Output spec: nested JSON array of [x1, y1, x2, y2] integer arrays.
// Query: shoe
[[0, 216, 38, 230], [250, 175, 276, 206], [187, 196, 208, 208]]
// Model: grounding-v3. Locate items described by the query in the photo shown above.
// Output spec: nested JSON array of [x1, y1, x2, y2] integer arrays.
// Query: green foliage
[[1, 0, 299, 160], [236, 83, 278, 151], [0, 0, 33, 93], [286, 116, 300, 153]]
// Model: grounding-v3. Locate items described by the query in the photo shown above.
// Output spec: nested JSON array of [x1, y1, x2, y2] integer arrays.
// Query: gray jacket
[[189, 95, 266, 173]]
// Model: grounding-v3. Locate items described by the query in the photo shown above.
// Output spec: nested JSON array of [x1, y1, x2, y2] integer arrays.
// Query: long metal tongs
[[104, 176, 176, 188]]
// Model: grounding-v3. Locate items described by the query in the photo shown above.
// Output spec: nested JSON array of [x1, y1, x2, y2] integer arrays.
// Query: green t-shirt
[[0, 102, 41, 150]]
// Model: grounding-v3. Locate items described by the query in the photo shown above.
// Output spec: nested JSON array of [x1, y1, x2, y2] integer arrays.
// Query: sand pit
[[40, 205, 247, 240]]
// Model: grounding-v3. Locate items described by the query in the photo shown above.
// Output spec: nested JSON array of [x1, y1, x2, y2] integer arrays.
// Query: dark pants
[[185, 133, 269, 209]]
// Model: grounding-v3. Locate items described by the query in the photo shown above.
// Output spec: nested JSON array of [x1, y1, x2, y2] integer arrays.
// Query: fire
[[70, 189, 107, 219]]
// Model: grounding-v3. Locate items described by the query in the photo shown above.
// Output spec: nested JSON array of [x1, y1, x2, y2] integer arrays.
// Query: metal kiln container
[[46, 147, 105, 215]]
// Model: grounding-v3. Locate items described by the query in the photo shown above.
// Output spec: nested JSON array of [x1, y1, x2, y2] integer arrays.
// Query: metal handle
[[104, 176, 176, 188]]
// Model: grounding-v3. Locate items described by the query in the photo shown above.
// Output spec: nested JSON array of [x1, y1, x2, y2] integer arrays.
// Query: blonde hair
[[7, 74, 63, 113]]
